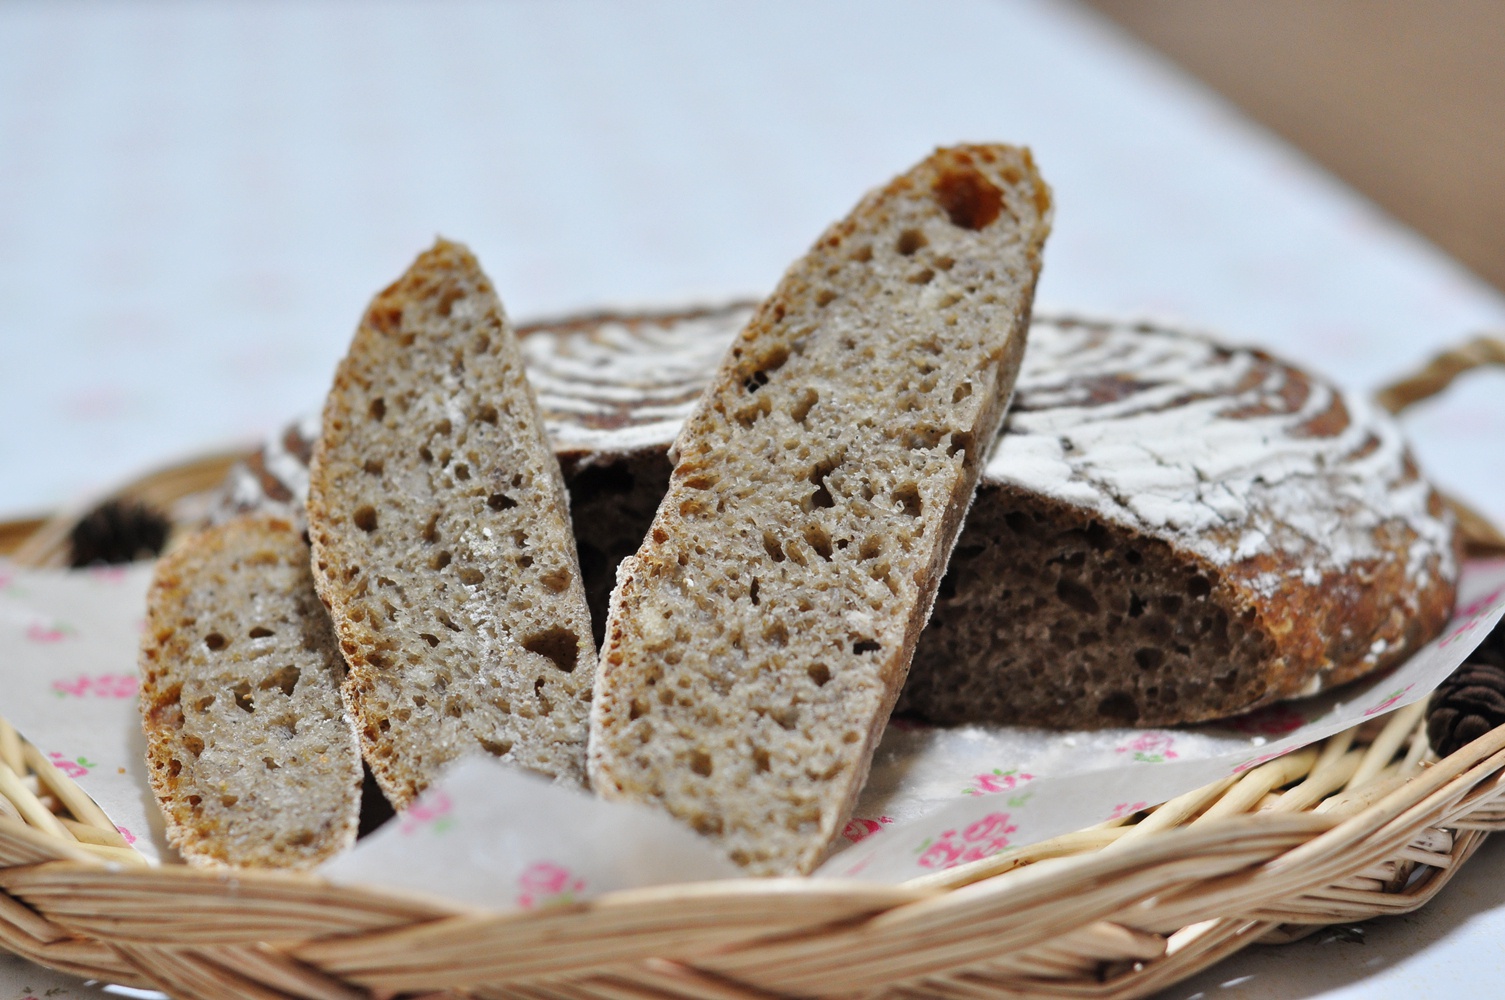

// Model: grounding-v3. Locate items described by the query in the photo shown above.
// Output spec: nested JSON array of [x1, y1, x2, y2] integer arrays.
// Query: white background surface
[[1, 1, 1503, 997]]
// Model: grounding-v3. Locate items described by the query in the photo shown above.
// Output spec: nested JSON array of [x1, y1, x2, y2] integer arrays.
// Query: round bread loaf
[[213, 307, 1459, 727]]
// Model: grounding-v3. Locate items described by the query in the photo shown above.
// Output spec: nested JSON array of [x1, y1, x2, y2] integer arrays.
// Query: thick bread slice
[[139, 515, 361, 868], [589, 145, 1053, 874], [308, 239, 597, 807]]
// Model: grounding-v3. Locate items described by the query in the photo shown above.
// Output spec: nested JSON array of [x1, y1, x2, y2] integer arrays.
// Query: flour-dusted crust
[[139, 515, 362, 869], [588, 145, 1053, 874], [307, 239, 597, 808], [902, 317, 1460, 726]]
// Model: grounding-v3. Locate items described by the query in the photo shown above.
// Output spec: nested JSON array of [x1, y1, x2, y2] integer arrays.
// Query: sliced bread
[[139, 515, 361, 869], [307, 239, 597, 808], [588, 145, 1053, 874]]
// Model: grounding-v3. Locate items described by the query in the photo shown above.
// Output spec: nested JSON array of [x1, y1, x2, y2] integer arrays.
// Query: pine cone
[[1427, 628, 1505, 758], [67, 499, 170, 567]]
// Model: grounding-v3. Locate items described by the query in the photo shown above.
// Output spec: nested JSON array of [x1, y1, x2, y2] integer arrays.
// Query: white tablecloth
[[1, 1, 1502, 997]]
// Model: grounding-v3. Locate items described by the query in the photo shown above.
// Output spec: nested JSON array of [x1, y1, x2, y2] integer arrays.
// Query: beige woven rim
[[0, 332, 1501, 1000]]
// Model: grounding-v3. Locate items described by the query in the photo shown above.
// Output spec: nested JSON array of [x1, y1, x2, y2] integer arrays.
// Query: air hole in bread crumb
[[476, 403, 498, 424], [417, 633, 439, 649], [689, 750, 713, 777], [1056, 579, 1099, 615], [368, 397, 386, 421], [842, 730, 860, 744], [431, 551, 452, 571], [167, 758, 182, 777], [853, 640, 881, 655], [805, 525, 833, 561], [220, 794, 238, 808], [629, 698, 649, 721], [458, 567, 484, 586], [487, 493, 517, 511], [1135, 648, 1165, 671], [454, 463, 470, 481], [419, 446, 433, 464], [187, 795, 202, 809], [749, 578, 761, 606], [231, 682, 253, 713], [908, 268, 935, 285], [896, 229, 928, 255], [753, 747, 771, 772], [1187, 575, 1212, 598], [763, 533, 786, 563], [435, 418, 452, 437], [790, 389, 818, 425], [204, 632, 226, 651], [934, 165, 1004, 230], [952, 382, 972, 403], [541, 567, 571, 592], [259, 666, 300, 697], [353, 506, 378, 532], [935, 254, 956, 271], [1097, 692, 1140, 724], [523, 628, 580, 673], [194, 695, 214, 711], [808, 663, 831, 686], [815, 288, 837, 307], [764, 622, 789, 647], [479, 736, 514, 757], [894, 484, 923, 518], [182, 735, 204, 757]]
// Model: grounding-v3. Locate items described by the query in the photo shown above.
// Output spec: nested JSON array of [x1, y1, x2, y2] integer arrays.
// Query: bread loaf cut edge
[[588, 144, 1053, 874], [307, 238, 599, 809], [138, 514, 363, 869]]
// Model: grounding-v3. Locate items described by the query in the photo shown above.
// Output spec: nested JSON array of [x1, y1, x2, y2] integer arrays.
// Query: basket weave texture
[[0, 331, 1502, 1000]]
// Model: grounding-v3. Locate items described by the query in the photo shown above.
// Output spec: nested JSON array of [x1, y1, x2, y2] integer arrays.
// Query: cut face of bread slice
[[589, 145, 1053, 874], [307, 239, 597, 808], [139, 515, 361, 869]]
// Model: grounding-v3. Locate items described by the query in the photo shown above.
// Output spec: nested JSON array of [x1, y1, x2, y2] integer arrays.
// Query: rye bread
[[588, 145, 1053, 874], [214, 308, 1460, 729], [139, 515, 362, 869], [307, 239, 597, 808]]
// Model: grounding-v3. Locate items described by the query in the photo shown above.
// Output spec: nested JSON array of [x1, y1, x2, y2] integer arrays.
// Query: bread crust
[[307, 239, 597, 808], [588, 145, 1053, 874], [139, 515, 362, 868]]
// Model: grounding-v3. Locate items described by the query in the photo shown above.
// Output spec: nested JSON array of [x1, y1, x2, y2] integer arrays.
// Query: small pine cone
[[67, 499, 171, 567], [1427, 652, 1505, 758]]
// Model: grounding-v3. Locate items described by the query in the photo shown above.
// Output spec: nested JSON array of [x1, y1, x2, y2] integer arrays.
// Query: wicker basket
[[0, 335, 1502, 1000]]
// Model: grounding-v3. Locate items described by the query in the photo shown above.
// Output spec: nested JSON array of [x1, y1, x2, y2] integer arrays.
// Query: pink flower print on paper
[[1110, 801, 1148, 820], [25, 621, 75, 643], [842, 815, 895, 844], [962, 767, 1034, 797], [1233, 749, 1288, 774], [1439, 586, 1505, 650], [516, 861, 586, 909], [397, 790, 455, 837], [48, 753, 96, 779], [51, 673, 139, 699], [0, 571, 20, 596], [87, 565, 129, 584], [116, 826, 137, 845], [1363, 684, 1415, 717], [914, 812, 1020, 870], [1115, 732, 1179, 763], [1224, 703, 1307, 737]]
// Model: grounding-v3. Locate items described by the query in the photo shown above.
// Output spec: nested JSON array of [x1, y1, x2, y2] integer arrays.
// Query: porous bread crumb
[[139, 515, 361, 869], [589, 145, 1053, 875], [307, 239, 597, 808]]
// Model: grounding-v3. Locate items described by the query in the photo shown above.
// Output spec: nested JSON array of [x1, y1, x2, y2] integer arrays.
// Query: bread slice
[[139, 515, 361, 868], [589, 145, 1053, 874], [307, 239, 597, 808]]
